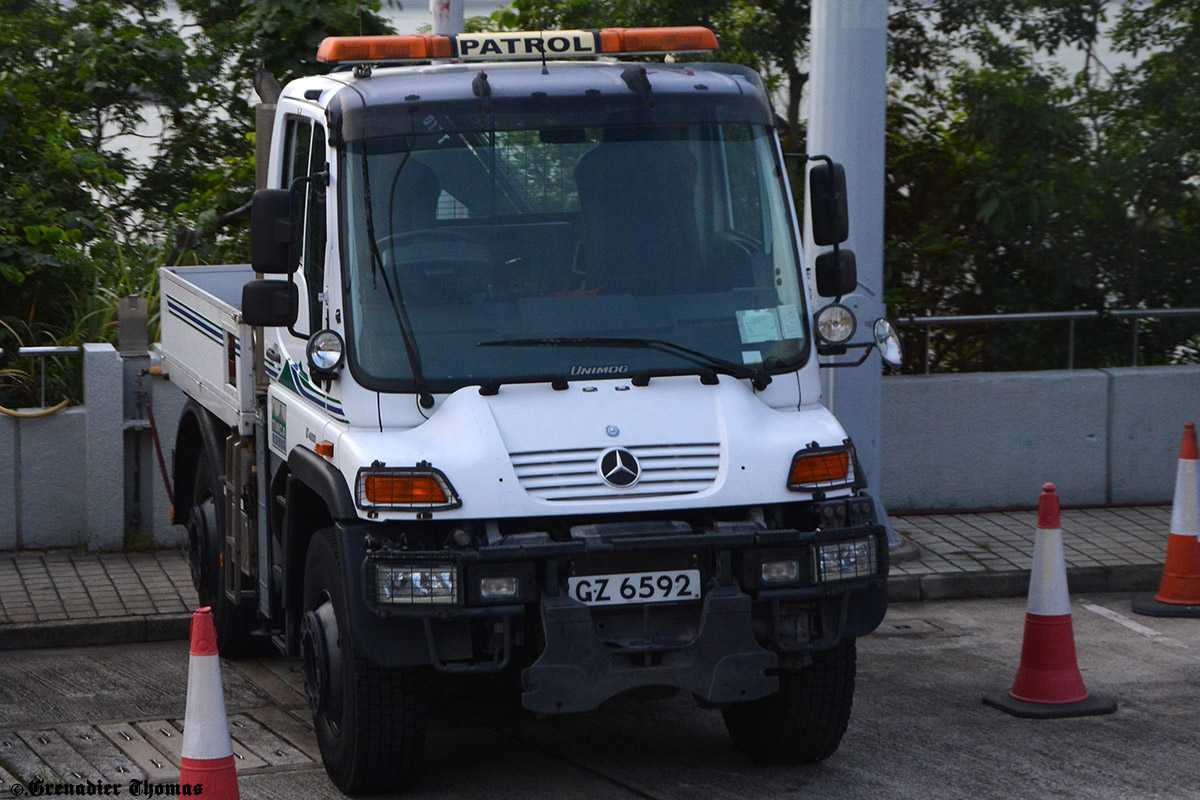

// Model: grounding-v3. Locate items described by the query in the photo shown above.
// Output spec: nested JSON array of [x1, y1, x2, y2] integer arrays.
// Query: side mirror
[[873, 318, 904, 368], [815, 249, 857, 298], [809, 161, 849, 246], [251, 188, 295, 274], [242, 279, 298, 327]]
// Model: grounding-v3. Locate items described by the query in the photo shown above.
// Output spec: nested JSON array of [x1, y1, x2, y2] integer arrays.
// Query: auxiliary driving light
[[813, 537, 877, 583], [761, 559, 801, 585], [815, 303, 857, 345], [479, 576, 520, 600], [376, 563, 458, 605]]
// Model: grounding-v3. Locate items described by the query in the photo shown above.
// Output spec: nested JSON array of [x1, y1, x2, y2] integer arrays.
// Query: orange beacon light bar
[[316, 27, 719, 64]]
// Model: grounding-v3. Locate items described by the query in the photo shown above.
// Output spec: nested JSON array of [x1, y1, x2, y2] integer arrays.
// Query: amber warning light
[[317, 27, 719, 64]]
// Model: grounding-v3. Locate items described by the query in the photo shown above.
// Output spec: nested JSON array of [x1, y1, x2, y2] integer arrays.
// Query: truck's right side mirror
[[242, 279, 298, 327], [815, 249, 857, 297], [251, 188, 296, 274], [809, 162, 849, 246]]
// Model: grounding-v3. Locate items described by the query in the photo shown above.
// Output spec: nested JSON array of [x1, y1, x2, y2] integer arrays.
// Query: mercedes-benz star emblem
[[599, 448, 640, 488], [606, 425, 620, 437]]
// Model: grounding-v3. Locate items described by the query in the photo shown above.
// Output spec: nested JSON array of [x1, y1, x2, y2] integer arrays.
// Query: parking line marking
[[1080, 602, 1189, 649]]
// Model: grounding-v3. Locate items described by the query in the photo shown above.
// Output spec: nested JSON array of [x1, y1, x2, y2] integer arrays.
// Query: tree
[[495, 0, 812, 142], [0, 0, 396, 406]]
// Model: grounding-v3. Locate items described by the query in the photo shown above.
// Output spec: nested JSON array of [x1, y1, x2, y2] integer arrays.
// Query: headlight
[[761, 559, 800, 585], [815, 303, 856, 344], [479, 576, 520, 600], [356, 464, 462, 511], [813, 537, 877, 583], [376, 562, 459, 605]]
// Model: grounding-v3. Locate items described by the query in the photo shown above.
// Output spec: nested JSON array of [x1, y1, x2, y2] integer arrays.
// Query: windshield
[[340, 122, 808, 391]]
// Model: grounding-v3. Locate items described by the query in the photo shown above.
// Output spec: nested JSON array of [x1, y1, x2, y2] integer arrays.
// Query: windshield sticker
[[742, 350, 764, 366], [778, 304, 805, 340], [736, 308, 782, 344], [270, 397, 287, 456]]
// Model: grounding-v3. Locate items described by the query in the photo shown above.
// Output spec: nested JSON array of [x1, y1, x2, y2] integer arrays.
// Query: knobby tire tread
[[723, 639, 857, 765], [307, 530, 427, 794]]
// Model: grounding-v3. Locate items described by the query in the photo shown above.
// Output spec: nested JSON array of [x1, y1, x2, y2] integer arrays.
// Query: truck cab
[[162, 26, 899, 794]]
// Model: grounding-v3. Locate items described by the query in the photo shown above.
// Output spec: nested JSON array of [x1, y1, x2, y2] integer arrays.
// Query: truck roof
[[311, 59, 773, 144]]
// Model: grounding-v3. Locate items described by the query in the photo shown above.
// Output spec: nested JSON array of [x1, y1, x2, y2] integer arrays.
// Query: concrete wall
[[1, 344, 186, 551], [881, 366, 1200, 511], [3, 355, 1197, 550]]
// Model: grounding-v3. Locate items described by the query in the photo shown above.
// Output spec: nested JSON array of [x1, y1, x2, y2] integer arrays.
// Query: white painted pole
[[805, 0, 899, 547], [430, 0, 465, 36]]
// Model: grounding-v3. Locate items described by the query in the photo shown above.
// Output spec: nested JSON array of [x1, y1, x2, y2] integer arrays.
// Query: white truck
[[160, 25, 903, 794]]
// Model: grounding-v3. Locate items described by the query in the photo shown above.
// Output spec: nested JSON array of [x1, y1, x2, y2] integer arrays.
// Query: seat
[[389, 157, 441, 234], [574, 138, 702, 295]]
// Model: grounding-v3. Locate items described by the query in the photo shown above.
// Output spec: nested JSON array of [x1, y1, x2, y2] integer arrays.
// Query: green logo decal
[[270, 397, 287, 453]]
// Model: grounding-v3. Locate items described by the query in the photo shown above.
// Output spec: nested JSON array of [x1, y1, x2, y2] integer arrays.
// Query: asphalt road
[[1, 594, 1197, 799]]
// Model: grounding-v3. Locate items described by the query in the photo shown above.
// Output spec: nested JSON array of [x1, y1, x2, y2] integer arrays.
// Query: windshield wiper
[[478, 337, 772, 390], [360, 149, 435, 409]]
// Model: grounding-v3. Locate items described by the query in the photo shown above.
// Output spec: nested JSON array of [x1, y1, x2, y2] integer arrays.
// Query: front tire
[[722, 639, 857, 764], [303, 530, 427, 794]]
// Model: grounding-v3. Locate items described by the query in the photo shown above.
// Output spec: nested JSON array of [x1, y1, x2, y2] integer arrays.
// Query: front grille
[[509, 443, 720, 501]]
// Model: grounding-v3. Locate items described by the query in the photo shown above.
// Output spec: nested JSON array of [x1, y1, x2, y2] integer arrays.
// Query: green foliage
[[493, 0, 811, 141], [0, 0, 395, 406], [2, 0, 1199, 388], [885, 0, 1200, 371]]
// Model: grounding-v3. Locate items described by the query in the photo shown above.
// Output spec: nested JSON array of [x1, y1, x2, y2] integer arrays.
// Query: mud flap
[[521, 585, 778, 714]]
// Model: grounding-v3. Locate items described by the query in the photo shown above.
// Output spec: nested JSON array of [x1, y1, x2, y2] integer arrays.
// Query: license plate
[[566, 569, 702, 607]]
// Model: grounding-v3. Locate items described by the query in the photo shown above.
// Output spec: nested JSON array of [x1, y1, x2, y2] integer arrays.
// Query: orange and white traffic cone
[[983, 484, 1117, 718], [1132, 422, 1200, 618], [179, 607, 240, 799]]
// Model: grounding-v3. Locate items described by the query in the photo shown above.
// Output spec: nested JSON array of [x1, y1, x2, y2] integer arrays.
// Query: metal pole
[[430, 0, 465, 36], [807, 0, 895, 546], [924, 326, 931, 375], [1068, 318, 1076, 369], [1131, 319, 1140, 367]]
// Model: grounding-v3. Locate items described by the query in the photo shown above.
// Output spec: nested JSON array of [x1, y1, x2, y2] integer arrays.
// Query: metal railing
[[895, 308, 1200, 374], [0, 346, 83, 408]]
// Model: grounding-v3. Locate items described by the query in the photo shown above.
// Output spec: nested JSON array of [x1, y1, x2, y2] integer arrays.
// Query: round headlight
[[306, 329, 345, 373], [873, 318, 904, 368], [815, 303, 857, 345]]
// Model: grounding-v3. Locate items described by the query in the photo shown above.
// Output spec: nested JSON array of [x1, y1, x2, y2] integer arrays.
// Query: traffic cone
[[1132, 422, 1200, 618], [983, 484, 1117, 718], [179, 607, 240, 799]]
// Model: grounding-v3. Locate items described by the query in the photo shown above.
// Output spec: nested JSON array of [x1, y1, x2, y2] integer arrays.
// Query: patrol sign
[[453, 30, 598, 59]]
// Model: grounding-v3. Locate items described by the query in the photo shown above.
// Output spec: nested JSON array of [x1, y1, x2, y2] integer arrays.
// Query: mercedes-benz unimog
[[160, 25, 903, 794]]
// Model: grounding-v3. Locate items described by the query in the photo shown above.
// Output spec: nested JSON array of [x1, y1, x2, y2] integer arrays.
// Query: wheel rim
[[301, 597, 344, 727], [186, 499, 217, 595]]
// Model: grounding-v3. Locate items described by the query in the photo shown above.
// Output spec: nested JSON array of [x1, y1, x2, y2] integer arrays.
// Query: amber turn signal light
[[787, 449, 851, 490]]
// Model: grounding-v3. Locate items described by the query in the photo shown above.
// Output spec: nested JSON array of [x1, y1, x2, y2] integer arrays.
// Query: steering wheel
[[377, 230, 492, 271]]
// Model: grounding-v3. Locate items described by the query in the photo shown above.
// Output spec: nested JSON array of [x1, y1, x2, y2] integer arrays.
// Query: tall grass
[[0, 246, 162, 410]]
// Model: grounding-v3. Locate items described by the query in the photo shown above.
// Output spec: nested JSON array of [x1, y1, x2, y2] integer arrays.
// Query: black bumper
[[333, 519, 888, 713]]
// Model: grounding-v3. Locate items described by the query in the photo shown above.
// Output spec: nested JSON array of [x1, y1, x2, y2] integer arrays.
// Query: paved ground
[[0, 505, 1174, 648], [1, 594, 1197, 799]]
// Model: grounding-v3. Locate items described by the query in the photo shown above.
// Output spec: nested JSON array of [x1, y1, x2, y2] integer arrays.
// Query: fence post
[[83, 343, 125, 551]]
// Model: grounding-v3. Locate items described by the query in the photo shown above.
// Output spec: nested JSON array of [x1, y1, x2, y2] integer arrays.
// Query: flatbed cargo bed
[[160, 264, 255, 431]]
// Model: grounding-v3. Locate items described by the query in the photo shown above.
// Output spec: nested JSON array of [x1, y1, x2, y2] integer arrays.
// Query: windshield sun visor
[[327, 63, 772, 144]]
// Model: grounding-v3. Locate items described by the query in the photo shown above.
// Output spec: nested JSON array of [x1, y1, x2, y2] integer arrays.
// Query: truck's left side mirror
[[815, 249, 857, 297], [251, 188, 296, 274], [809, 161, 849, 246], [242, 279, 298, 327]]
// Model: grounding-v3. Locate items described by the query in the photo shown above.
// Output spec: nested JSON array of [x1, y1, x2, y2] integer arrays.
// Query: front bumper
[[335, 517, 889, 713]]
